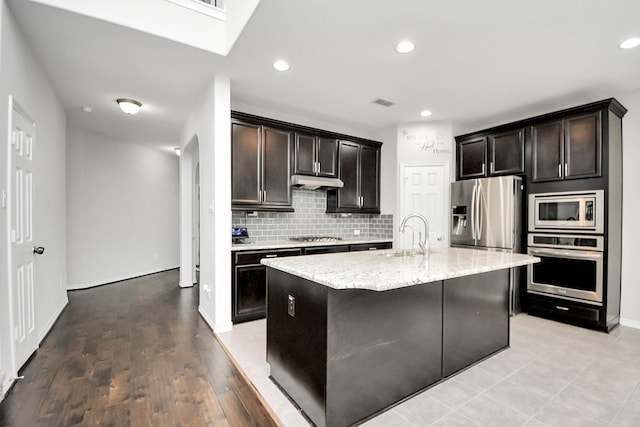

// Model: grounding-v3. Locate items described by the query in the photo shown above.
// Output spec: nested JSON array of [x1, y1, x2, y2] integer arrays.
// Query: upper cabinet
[[231, 111, 383, 213], [294, 133, 338, 177], [326, 140, 381, 214], [456, 128, 524, 180], [232, 119, 293, 211], [457, 136, 487, 179], [532, 112, 601, 182]]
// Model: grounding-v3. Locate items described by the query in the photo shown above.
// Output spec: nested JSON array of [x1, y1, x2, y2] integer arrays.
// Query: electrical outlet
[[202, 284, 211, 299], [354, 229, 361, 236]]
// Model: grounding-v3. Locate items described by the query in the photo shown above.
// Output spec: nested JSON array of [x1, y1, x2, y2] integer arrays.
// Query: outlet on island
[[354, 229, 361, 236]]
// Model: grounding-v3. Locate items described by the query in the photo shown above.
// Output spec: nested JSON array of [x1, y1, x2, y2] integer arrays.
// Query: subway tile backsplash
[[232, 189, 393, 242]]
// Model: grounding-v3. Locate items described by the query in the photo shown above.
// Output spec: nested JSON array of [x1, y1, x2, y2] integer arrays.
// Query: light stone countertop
[[261, 247, 540, 291], [231, 237, 392, 251]]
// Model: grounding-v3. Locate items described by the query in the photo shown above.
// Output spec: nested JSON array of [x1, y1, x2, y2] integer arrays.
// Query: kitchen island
[[262, 247, 539, 427]]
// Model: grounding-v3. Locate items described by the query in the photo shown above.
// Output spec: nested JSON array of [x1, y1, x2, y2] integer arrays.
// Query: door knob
[[33, 246, 45, 255], [437, 236, 443, 241]]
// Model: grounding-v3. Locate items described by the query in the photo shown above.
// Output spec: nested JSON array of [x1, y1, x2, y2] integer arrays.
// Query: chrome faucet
[[399, 213, 430, 255]]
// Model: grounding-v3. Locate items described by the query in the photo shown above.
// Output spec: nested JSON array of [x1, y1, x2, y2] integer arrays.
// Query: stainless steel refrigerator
[[450, 175, 524, 313]]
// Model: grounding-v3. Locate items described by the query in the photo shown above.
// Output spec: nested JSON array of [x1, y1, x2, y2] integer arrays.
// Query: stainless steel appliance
[[450, 176, 524, 313], [451, 176, 523, 251], [529, 190, 604, 234], [527, 234, 604, 305]]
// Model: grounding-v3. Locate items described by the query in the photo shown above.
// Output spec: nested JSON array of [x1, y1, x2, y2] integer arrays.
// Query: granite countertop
[[231, 237, 392, 251], [261, 247, 540, 291]]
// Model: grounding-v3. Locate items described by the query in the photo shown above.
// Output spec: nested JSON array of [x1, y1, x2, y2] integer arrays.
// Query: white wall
[[617, 88, 640, 327], [66, 128, 179, 289], [180, 75, 232, 333], [0, 0, 67, 395]]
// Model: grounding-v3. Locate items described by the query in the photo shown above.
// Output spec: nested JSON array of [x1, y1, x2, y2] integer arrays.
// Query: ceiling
[[7, 0, 640, 151]]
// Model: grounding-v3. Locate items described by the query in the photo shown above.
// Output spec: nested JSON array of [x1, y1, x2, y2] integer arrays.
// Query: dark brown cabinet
[[232, 248, 301, 323], [457, 129, 524, 180], [488, 128, 525, 175], [231, 120, 292, 211], [327, 140, 381, 213], [457, 136, 487, 179], [532, 112, 601, 182], [294, 133, 338, 177]]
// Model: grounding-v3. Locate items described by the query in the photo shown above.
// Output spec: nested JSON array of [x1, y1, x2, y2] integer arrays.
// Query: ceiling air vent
[[372, 98, 395, 107]]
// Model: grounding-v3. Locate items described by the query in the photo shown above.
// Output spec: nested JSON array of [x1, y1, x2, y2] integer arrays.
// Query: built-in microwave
[[528, 190, 604, 234]]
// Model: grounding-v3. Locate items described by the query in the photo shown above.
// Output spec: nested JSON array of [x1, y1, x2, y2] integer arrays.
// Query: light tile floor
[[216, 314, 640, 426]]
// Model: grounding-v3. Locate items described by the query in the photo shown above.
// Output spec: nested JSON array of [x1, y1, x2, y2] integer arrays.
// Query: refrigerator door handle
[[470, 182, 477, 240], [477, 182, 483, 240]]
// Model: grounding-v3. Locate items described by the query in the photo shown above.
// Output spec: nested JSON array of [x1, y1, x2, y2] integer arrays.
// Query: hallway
[[0, 270, 276, 426]]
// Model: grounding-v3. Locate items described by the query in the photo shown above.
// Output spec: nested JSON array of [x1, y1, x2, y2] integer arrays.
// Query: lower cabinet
[[232, 242, 392, 323], [232, 248, 301, 323]]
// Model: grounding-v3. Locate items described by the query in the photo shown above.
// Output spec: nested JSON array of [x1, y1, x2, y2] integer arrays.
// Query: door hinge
[[1, 190, 6, 209], [11, 131, 17, 145]]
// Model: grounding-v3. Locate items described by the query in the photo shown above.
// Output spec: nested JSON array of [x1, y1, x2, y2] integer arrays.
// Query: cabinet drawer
[[529, 297, 601, 323], [349, 242, 392, 252], [303, 245, 350, 255], [235, 248, 302, 265]]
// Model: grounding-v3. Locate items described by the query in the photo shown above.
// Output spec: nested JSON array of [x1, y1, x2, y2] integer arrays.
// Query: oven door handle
[[528, 248, 603, 259]]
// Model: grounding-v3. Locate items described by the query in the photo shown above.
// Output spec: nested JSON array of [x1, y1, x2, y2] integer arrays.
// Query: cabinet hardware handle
[[565, 163, 568, 177], [558, 164, 562, 177], [263, 190, 267, 201], [368, 247, 377, 251], [482, 163, 485, 175], [490, 162, 494, 174], [556, 306, 569, 311], [266, 254, 278, 258]]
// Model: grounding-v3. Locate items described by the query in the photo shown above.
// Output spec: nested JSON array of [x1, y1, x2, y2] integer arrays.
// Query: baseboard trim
[[198, 307, 232, 334], [620, 317, 640, 330], [67, 267, 179, 290], [38, 298, 69, 343]]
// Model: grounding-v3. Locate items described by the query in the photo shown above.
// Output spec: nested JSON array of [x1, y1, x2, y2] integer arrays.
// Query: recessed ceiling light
[[116, 98, 142, 115], [81, 106, 93, 113], [620, 37, 640, 49], [395, 40, 415, 54], [273, 60, 290, 71], [420, 110, 433, 117]]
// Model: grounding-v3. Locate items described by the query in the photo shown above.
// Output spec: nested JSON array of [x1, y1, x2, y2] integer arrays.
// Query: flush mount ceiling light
[[395, 40, 415, 54], [420, 110, 433, 117], [116, 98, 142, 115], [273, 59, 290, 71], [620, 37, 640, 49]]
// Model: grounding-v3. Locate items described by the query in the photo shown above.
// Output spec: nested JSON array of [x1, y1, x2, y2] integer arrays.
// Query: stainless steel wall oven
[[527, 233, 604, 305]]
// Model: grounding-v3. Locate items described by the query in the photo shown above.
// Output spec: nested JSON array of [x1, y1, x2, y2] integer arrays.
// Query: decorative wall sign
[[397, 122, 453, 164]]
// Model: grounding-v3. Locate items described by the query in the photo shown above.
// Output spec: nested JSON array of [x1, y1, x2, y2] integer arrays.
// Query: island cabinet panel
[[443, 269, 510, 377], [325, 284, 443, 427], [266, 268, 443, 427]]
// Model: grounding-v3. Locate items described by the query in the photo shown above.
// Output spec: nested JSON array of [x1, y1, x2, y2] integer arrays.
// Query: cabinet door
[[294, 133, 316, 175], [458, 137, 487, 179], [564, 112, 601, 179], [337, 141, 360, 209], [359, 145, 380, 211], [232, 121, 261, 205], [532, 120, 563, 182], [234, 264, 267, 322], [489, 129, 524, 175], [262, 127, 292, 206], [316, 137, 338, 177]]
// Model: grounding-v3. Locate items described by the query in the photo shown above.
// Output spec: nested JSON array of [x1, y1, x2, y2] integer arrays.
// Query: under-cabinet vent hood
[[291, 175, 344, 190]]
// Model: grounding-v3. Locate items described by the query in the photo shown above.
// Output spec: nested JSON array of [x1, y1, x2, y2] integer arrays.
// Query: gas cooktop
[[289, 236, 343, 243]]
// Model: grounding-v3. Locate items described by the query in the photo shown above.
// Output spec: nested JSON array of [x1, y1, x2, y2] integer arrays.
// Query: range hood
[[291, 175, 344, 190]]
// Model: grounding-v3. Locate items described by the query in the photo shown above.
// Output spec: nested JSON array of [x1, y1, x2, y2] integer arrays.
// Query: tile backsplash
[[232, 189, 393, 242]]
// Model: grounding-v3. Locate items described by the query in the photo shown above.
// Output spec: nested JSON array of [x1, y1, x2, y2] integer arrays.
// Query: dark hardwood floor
[[0, 269, 278, 427]]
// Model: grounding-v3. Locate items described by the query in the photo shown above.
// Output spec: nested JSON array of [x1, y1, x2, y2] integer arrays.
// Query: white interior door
[[399, 164, 449, 251], [9, 101, 39, 370]]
